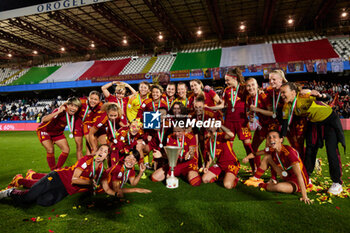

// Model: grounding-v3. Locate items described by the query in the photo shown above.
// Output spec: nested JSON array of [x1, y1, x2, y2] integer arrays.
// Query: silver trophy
[[164, 145, 182, 189]]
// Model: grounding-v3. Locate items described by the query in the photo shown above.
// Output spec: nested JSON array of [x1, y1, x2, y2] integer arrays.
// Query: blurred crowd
[[0, 96, 61, 122], [303, 81, 350, 119]]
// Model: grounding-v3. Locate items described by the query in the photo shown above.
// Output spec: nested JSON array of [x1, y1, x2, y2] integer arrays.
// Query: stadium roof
[[0, 0, 349, 64]]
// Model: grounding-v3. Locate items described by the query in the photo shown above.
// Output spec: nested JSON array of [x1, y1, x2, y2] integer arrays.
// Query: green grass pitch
[[0, 131, 349, 233]]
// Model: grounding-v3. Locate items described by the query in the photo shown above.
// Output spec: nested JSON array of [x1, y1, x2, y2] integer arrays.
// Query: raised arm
[[41, 105, 65, 123], [101, 81, 115, 98]]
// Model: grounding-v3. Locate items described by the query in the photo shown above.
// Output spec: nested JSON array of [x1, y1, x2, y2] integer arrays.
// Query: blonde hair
[[102, 102, 123, 118], [67, 97, 81, 108], [190, 79, 204, 89], [115, 84, 126, 94], [270, 70, 288, 83]]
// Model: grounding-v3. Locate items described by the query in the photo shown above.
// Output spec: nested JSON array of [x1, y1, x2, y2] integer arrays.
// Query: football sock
[[46, 153, 56, 170], [189, 176, 201, 186], [254, 168, 265, 179], [56, 152, 69, 169]]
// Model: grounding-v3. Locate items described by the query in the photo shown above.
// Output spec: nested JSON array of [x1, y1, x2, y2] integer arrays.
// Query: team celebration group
[[0, 68, 346, 206]]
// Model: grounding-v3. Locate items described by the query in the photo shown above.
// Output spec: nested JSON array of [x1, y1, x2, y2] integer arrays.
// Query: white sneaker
[[0, 188, 14, 200], [327, 183, 343, 195]]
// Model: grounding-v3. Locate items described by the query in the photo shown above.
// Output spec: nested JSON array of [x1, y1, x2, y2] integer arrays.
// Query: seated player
[[151, 125, 201, 187], [37, 97, 81, 170], [243, 131, 311, 204], [0, 145, 111, 206], [202, 125, 240, 189], [101, 149, 152, 198]]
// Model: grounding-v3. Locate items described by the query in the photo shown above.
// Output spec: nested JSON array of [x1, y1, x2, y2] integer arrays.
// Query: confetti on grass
[[139, 214, 144, 218]]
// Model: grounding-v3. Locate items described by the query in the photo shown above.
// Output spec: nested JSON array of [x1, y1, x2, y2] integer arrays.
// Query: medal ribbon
[[157, 127, 165, 145], [287, 95, 298, 126], [117, 98, 124, 112], [82, 105, 89, 122], [209, 132, 217, 160], [127, 132, 134, 144], [65, 112, 74, 134], [273, 90, 281, 115], [138, 94, 143, 106], [92, 160, 104, 190], [108, 119, 116, 139], [252, 92, 259, 118], [121, 165, 130, 188], [166, 96, 173, 111], [176, 135, 185, 159], [230, 84, 240, 109], [152, 99, 161, 111], [275, 152, 293, 171]]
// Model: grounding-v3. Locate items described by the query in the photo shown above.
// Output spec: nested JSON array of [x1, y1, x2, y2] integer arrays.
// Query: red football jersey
[[204, 132, 239, 166], [37, 108, 75, 134], [137, 98, 168, 118], [167, 132, 197, 162], [161, 93, 176, 111], [77, 97, 103, 122], [187, 89, 217, 110], [269, 145, 309, 182], [246, 92, 274, 125], [56, 155, 104, 195], [106, 95, 129, 116], [222, 86, 247, 123]]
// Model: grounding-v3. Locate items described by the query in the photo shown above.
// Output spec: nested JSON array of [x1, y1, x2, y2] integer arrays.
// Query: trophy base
[[166, 176, 179, 189]]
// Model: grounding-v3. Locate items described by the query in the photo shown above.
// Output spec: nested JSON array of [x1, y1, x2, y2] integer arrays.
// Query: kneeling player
[[202, 125, 240, 189], [243, 131, 311, 204], [151, 126, 201, 187]]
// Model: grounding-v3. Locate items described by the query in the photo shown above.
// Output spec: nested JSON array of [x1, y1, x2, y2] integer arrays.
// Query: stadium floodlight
[[158, 33, 163, 40], [239, 24, 246, 30], [123, 39, 128, 44], [33, 50, 38, 55], [196, 29, 202, 36], [341, 12, 347, 18], [7, 53, 12, 58], [288, 18, 294, 24], [60, 47, 65, 52]]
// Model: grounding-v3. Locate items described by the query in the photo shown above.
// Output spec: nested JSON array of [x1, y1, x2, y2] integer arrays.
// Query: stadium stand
[[119, 56, 151, 75], [329, 37, 350, 60], [148, 55, 176, 73]]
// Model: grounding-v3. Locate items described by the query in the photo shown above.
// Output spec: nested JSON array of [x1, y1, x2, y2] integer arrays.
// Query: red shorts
[[37, 130, 66, 143], [284, 176, 301, 192], [73, 118, 83, 137], [224, 121, 251, 140], [208, 162, 240, 180], [167, 159, 198, 177]]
